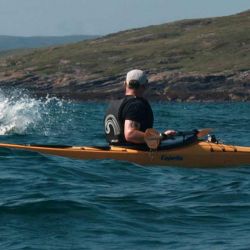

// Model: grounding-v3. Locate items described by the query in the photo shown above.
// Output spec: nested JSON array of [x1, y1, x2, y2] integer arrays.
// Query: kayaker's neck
[[125, 85, 145, 98]]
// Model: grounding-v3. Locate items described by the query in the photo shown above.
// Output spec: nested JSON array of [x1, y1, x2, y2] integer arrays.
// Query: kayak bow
[[0, 140, 250, 167]]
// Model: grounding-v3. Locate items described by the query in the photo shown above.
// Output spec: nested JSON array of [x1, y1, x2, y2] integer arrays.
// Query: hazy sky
[[0, 0, 249, 36]]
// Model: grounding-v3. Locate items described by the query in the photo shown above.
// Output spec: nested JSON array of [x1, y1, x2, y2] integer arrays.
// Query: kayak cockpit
[[28, 134, 198, 152]]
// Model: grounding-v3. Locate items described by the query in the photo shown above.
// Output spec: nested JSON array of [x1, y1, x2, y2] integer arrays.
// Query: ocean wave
[[0, 199, 96, 215], [0, 89, 69, 136]]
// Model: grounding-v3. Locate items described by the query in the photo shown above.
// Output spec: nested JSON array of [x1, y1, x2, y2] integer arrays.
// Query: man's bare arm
[[124, 120, 146, 144]]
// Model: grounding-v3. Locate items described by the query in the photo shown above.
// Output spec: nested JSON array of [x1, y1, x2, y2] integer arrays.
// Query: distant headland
[[0, 10, 249, 101]]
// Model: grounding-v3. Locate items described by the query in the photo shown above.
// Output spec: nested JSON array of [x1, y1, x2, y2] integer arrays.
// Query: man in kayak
[[104, 69, 176, 146]]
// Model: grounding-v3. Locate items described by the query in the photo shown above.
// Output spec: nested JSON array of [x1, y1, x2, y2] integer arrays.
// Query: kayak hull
[[0, 141, 250, 167]]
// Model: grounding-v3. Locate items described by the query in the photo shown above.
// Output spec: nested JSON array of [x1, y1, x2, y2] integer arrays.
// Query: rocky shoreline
[[0, 70, 249, 102]]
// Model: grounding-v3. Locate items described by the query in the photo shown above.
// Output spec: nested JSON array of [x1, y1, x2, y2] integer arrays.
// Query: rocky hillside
[[0, 10, 249, 101]]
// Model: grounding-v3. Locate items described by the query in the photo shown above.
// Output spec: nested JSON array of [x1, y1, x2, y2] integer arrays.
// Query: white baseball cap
[[126, 69, 148, 86]]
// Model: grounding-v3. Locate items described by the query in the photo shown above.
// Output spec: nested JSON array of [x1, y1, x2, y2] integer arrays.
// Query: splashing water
[[0, 89, 67, 135]]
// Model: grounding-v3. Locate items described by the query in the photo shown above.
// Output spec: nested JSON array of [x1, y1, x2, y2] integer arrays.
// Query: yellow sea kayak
[[0, 140, 250, 167]]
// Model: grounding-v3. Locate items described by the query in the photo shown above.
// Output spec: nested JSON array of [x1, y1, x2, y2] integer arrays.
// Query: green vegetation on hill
[[0, 10, 249, 79]]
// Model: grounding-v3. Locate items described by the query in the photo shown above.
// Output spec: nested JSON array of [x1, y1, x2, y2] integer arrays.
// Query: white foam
[[0, 90, 66, 135]]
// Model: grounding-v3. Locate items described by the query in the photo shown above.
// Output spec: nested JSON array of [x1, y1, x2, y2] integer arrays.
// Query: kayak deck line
[[206, 141, 236, 152], [0, 141, 250, 167], [28, 144, 112, 151]]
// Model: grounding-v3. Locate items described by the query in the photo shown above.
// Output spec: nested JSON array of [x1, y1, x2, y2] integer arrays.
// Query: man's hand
[[163, 130, 176, 137]]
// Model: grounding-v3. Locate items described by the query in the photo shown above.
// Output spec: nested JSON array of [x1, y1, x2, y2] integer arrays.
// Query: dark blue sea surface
[[0, 90, 250, 249]]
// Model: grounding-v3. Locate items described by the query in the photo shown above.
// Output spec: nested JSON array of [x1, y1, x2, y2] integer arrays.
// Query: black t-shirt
[[121, 96, 154, 132]]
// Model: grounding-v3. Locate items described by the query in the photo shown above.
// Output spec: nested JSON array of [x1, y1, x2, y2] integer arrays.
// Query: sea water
[[0, 89, 250, 250]]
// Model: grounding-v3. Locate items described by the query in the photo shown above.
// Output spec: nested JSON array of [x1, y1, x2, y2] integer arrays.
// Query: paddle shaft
[[144, 128, 212, 149], [159, 128, 212, 141]]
